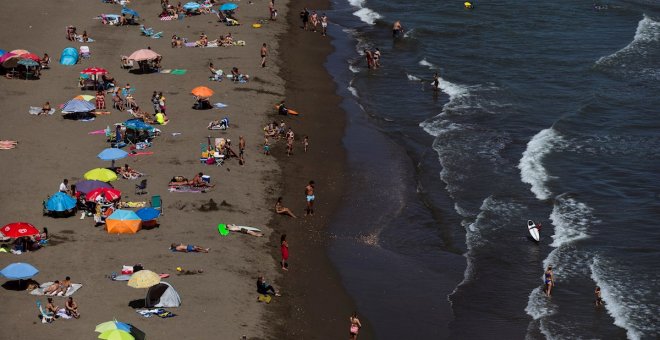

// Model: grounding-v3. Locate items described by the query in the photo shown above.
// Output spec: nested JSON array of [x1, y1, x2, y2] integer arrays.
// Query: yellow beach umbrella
[[74, 94, 95, 101], [84, 168, 118, 182], [99, 329, 134, 340], [127, 270, 161, 288]]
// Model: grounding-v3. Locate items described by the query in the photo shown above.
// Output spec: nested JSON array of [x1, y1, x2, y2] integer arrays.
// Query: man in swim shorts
[[321, 13, 328, 36], [170, 243, 209, 253], [305, 180, 315, 216]]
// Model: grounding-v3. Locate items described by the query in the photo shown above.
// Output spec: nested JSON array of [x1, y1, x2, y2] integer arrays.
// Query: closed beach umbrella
[[121, 7, 140, 17], [220, 3, 238, 11], [19, 53, 41, 61], [99, 329, 134, 340], [127, 270, 160, 288], [96, 320, 132, 333], [183, 2, 201, 10], [135, 207, 160, 221], [62, 99, 95, 113], [0, 263, 39, 280], [191, 86, 214, 98], [98, 148, 129, 161], [81, 67, 109, 75], [1, 222, 39, 238], [87, 188, 122, 202], [106, 210, 142, 234], [75, 180, 112, 194], [45, 192, 77, 212], [74, 94, 95, 101], [84, 168, 119, 182], [127, 49, 160, 62]]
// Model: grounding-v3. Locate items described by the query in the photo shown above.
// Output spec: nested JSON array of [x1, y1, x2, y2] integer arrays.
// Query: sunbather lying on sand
[[118, 164, 142, 179], [43, 281, 61, 295], [226, 224, 263, 237], [170, 243, 209, 253], [0, 140, 18, 150]]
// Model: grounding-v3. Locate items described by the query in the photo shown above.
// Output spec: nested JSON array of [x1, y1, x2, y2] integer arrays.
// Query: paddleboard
[[527, 220, 540, 242]]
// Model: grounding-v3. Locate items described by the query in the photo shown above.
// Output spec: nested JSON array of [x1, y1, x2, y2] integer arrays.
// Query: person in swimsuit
[[275, 197, 297, 218], [373, 48, 381, 69], [40, 101, 51, 115], [594, 286, 603, 307], [321, 13, 328, 36], [349, 312, 362, 340], [256, 276, 281, 296], [392, 20, 403, 38], [260, 43, 268, 68], [431, 72, 440, 91], [544, 265, 555, 297], [310, 11, 318, 32], [364, 49, 374, 69], [65, 297, 80, 318], [280, 234, 289, 270], [170, 243, 209, 253], [305, 180, 315, 216]]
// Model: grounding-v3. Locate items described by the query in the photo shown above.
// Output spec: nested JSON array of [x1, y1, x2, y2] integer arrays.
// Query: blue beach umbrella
[[18, 59, 38, 67], [124, 119, 154, 131], [135, 207, 160, 221], [183, 2, 201, 10], [45, 192, 77, 212], [98, 148, 129, 161], [62, 99, 95, 113], [0, 49, 6, 57], [121, 7, 140, 17], [220, 3, 238, 11], [0, 263, 39, 280]]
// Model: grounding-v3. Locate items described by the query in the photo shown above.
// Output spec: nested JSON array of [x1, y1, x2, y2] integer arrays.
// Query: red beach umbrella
[[19, 53, 41, 62], [87, 187, 122, 201], [1, 222, 39, 238], [81, 67, 109, 75]]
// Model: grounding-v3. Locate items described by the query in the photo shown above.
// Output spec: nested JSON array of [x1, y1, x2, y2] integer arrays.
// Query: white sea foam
[[437, 78, 469, 99], [548, 196, 592, 248], [590, 256, 659, 340], [347, 0, 365, 7], [596, 15, 659, 65], [406, 73, 421, 81], [353, 7, 382, 25], [349, 64, 360, 74], [518, 128, 563, 200], [418, 58, 438, 69], [525, 287, 557, 320], [347, 85, 359, 98]]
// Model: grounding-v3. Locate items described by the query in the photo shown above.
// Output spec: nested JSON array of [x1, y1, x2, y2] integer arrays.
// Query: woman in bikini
[[544, 265, 555, 297], [95, 91, 105, 110], [275, 197, 297, 218], [349, 312, 362, 340]]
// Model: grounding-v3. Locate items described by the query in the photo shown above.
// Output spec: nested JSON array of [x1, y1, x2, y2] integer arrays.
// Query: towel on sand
[[29, 107, 55, 115], [30, 282, 83, 296]]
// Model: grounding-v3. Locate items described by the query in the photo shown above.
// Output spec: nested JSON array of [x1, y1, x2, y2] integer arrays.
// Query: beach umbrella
[[106, 210, 142, 234], [121, 7, 140, 17], [17, 59, 39, 67], [127, 49, 160, 62], [220, 3, 238, 11], [191, 86, 214, 98], [10, 49, 29, 55], [135, 207, 160, 221], [87, 188, 122, 202], [0, 52, 16, 63], [183, 2, 201, 10], [45, 192, 77, 212], [81, 67, 109, 75], [84, 168, 119, 182], [1, 54, 20, 68], [0, 49, 6, 56], [75, 180, 112, 194], [95, 320, 132, 333], [74, 94, 95, 101], [124, 119, 154, 131], [62, 99, 95, 113], [1, 222, 39, 238], [0, 263, 39, 280], [98, 148, 129, 161], [127, 270, 160, 288], [99, 329, 134, 340], [19, 53, 40, 62]]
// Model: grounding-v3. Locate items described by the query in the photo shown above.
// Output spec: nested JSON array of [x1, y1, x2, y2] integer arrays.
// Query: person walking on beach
[[303, 135, 309, 152], [239, 135, 246, 165], [310, 11, 319, 32], [300, 8, 310, 30], [594, 286, 603, 307], [321, 13, 328, 36], [280, 234, 289, 270], [260, 43, 268, 68], [305, 180, 315, 216], [95, 91, 106, 110], [544, 265, 555, 297], [349, 312, 362, 340]]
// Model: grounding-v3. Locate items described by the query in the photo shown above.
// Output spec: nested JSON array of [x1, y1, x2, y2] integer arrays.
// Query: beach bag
[[205, 157, 216, 165]]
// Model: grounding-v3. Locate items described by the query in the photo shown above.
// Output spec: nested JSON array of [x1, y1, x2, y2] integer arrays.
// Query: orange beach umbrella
[[191, 86, 214, 98]]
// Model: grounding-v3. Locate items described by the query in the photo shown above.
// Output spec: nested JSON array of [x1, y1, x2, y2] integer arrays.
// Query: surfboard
[[527, 220, 540, 242], [274, 105, 300, 115], [218, 223, 262, 236]]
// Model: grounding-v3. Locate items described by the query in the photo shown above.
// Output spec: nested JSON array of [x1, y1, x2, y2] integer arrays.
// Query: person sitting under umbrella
[[40, 53, 50, 68], [193, 96, 211, 110], [170, 243, 209, 253]]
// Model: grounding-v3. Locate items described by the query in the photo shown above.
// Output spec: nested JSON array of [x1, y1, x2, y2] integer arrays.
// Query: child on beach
[[281, 234, 289, 270], [264, 137, 270, 155], [303, 135, 309, 152]]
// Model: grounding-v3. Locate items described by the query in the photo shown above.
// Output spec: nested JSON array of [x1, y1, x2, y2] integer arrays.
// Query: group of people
[[300, 8, 329, 36], [1, 228, 48, 254], [262, 119, 309, 157], [364, 48, 382, 69], [45, 296, 80, 321]]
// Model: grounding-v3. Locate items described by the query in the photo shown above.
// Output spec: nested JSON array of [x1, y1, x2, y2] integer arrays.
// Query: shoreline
[[267, 0, 374, 338]]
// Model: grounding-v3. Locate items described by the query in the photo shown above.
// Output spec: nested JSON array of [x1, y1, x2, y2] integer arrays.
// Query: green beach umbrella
[[84, 168, 118, 182], [217, 223, 229, 236], [95, 320, 131, 333], [99, 329, 134, 340]]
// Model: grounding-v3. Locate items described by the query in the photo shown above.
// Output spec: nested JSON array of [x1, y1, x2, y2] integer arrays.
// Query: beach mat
[[258, 294, 272, 304], [171, 69, 187, 75], [168, 185, 208, 193], [29, 107, 55, 115], [30, 282, 83, 297]]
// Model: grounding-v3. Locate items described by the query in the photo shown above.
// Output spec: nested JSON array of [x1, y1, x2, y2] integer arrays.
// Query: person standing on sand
[[310, 11, 319, 32], [544, 265, 555, 297], [303, 135, 309, 152], [264, 137, 271, 155], [349, 312, 362, 340], [321, 13, 328, 36], [280, 234, 289, 270], [260, 43, 268, 68], [300, 8, 310, 31], [239, 136, 246, 165], [305, 180, 315, 216]]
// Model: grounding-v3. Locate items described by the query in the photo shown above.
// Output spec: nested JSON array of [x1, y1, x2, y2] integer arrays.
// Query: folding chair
[[135, 179, 148, 195], [150, 195, 163, 215], [80, 46, 91, 59], [140, 25, 154, 36], [37, 301, 54, 324]]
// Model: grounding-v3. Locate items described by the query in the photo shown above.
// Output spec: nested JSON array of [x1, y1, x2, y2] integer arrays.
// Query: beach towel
[[213, 103, 228, 108], [30, 282, 83, 297], [168, 185, 208, 193], [160, 16, 176, 21], [112, 273, 169, 281], [171, 69, 187, 75], [160, 69, 172, 74], [88, 129, 106, 135], [128, 151, 154, 157], [118, 201, 147, 208], [258, 294, 272, 304], [184, 42, 196, 48], [136, 308, 177, 318], [29, 107, 55, 115]]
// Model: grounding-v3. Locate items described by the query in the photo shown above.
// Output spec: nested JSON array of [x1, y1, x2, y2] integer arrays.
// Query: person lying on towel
[[170, 243, 209, 253]]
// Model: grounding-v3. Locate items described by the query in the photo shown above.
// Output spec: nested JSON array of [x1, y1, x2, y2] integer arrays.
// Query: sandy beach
[[0, 0, 362, 338]]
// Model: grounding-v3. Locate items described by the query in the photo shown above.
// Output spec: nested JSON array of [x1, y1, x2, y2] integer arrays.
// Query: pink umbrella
[[19, 53, 41, 62], [10, 49, 29, 55], [127, 49, 160, 61], [0, 52, 17, 64]]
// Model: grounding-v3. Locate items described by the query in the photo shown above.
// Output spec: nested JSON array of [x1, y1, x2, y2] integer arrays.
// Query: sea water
[[323, 0, 660, 339]]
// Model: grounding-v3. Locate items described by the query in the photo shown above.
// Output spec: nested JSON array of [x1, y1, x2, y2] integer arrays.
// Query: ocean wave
[[437, 78, 470, 100], [353, 7, 382, 25], [406, 73, 421, 81], [548, 196, 592, 248], [347, 0, 365, 7], [349, 64, 360, 74], [590, 256, 660, 340], [347, 85, 359, 98], [525, 286, 557, 320], [418, 58, 439, 69], [518, 128, 564, 200]]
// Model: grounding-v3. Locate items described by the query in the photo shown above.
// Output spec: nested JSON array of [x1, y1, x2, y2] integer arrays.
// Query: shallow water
[[324, 0, 660, 339]]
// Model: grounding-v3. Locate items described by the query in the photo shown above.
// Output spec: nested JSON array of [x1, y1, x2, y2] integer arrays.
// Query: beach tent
[[59, 47, 78, 66], [106, 209, 142, 234], [44, 192, 77, 215], [124, 119, 155, 132], [145, 282, 181, 308]]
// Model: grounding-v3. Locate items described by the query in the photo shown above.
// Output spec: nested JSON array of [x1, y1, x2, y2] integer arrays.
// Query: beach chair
[[80, 46, 91, 59], [140, 25, 154, 36], [150, 195, 163, 215], [37, 300, 54, 324], [135, 179, 148, 195]]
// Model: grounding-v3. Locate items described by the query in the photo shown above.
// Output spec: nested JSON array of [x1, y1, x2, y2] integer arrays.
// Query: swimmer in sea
[[431, 72, 440, 91], [392, 21, 403, 38], [594, 286, 603, 307]]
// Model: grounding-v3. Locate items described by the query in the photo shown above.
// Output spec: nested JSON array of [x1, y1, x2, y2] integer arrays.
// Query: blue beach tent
[[59, 47, 78, 66]]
